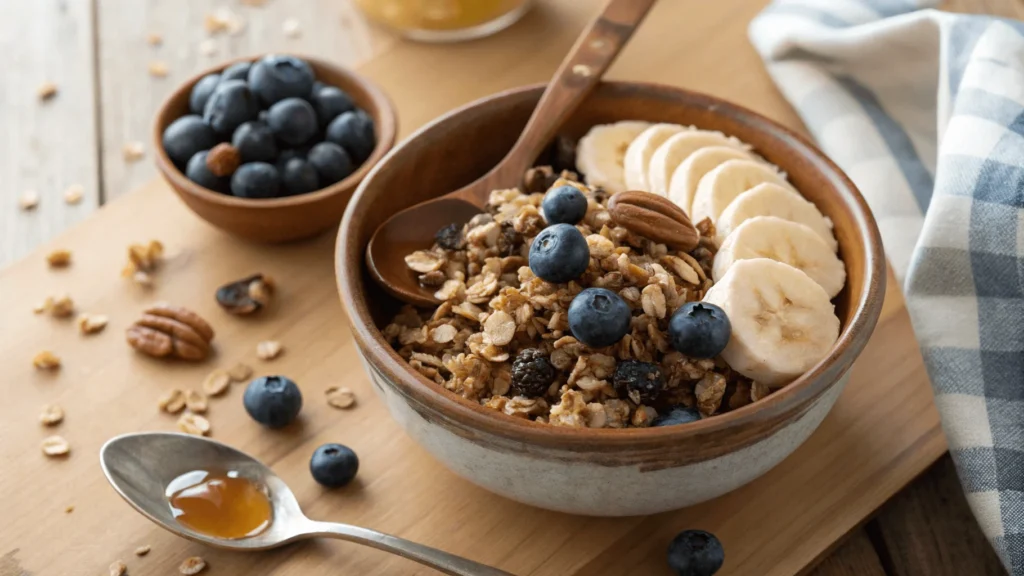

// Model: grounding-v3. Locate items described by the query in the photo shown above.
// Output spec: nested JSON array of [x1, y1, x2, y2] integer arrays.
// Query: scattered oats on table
[[77, 313, 109, 335], [202, 369, 232, 396], [122, 240, 164, 286], [148, 61, 169, 77], [325, 386, 356, 409], [64, 184, 84, 205], [282, 18, 301, 38], [19, 190, 39, 210], [134, 545, 151, 556], [185, 389, 209, 413], [37, 81, 58, 101], [177, 413, 211, 436], [41, 435, 70, 456], [257, 340, 283, 360], [109, 560, 127, 576], [228, 362, 253, 382], [33, 350, 61, 370], [205, 8, 245, 35], [39, 404, 64, 426], [123, 141, 146, 162], [46, 249, 72, 268], [158, 389, 187, 414], [64, 505, 74, 514], [179, 556, 207, 575], [49, 294, 75, 318], [198, 39, 218, 57]]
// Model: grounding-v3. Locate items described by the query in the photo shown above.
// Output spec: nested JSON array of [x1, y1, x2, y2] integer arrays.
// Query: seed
[[148, 61, 169, 77], [256, 340, 283, 360], [46, 249, 72, 268], [179, 556, 207, 574], [123, 141, 145, 162], [325, 386, 356, 409], [42, 435, 70, 456], [177, 413, 210, 436], [158, 389, 186, 414], [202, 369, 232, 396], [64, 184, 84, 205], [185, 390, 208, 414], [40, 404, 64, 426], [227, 362, 253, 382], [33, 350, 61, 370], [109, 560, 127, 576], [19, 190, 39, 210], [134, 545, 151, 556], [37, 81, 58, 101], [77, 313, 109, 335]]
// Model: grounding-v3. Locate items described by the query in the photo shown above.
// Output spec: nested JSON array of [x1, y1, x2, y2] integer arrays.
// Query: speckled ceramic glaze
[[337, 82, 885, 516]]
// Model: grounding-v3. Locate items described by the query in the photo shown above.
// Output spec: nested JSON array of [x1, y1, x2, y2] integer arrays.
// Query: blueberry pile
[[162, 55, 376, 199]]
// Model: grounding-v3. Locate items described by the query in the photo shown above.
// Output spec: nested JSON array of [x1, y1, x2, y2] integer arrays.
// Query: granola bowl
[[337, 82, 885, 516], [154, 55, 397, 243]]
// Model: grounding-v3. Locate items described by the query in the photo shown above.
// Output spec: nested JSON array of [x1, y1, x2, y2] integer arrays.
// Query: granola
[[384, 173, 757, 428]]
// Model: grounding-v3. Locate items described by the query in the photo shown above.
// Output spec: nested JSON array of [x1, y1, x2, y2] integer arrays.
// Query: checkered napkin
[[749, 1, 1024, 572]]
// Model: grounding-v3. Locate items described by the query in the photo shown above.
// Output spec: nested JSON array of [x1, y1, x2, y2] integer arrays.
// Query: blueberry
[[221, 61, 252, 82], [325, 110, 375, 163], [668, 302, 731, 359], [653, 407, 701, 427], [542, 185, 588, 225], [281, 158, 320, 196], [162, 115, 219, 169], [310, 443, 359, 488], [203, 79, 259, 135], [189, 73, 221, 114], [275, 147, 308, 170], [243, 375, 302, 428], [230, 162, 282, 199], [231, 121, 278, 163], [309, 80, 326, 98], [307, 142, 354, 185], [528, 223, 589, 283], [267, 97, 319, 146], [248, 54, 316, 106], [311, 85, 356, 128], [667, 530, 724, 576], [258, 110, 270, 124], [185, 151, 229, 193], [567, 287, 631, 348]]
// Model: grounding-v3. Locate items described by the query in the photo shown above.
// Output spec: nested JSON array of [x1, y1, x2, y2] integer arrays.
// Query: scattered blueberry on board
[[243, 375, 303, 428], [528, 223, 590, 283], [542, 184, 588, 225], [165, 54, 377, 199], [310, 443, 360, 488], [567, 287, 631, 348], [667, 530, 724, 576], [668, 302, 731, 359]]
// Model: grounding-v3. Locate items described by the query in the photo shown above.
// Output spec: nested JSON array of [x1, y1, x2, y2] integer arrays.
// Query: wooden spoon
[[366, 0, 658, 306]]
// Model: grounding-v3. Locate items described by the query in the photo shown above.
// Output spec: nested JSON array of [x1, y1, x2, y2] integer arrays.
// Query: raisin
[[498, 221, 521, 256], [613, 360, 664, 404], [510, 349, 555, 397], [435, 223, 465, 250]]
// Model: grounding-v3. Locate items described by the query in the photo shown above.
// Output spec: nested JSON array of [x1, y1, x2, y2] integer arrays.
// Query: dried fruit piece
[[19, 190, 40, 210], [202, 369, 232, 396], [177, 413, 211, 436], [109, 560, 127, 576], [50, 294, 75, 318], [325, 386, 356, 409], [228, 362, 253, 382], [158, 389, 186, 414], [123, 141, 145, 162], [206, 143, 241, 177], [185, 389, 208, 413], [42, 435, 70, 456], [64, 184, 84, 205], [256, 340, 282, 360], [148, 61, 169, 77], [179, 556, 207, 574], [77, 313, 109, 335], [40, 404, 64, 426], [216, 274, 272, 315], [33, 350, 61, 370], [46, 249, 72, 268], [135, 545, 151, 556], [37, 82, 58, 101]]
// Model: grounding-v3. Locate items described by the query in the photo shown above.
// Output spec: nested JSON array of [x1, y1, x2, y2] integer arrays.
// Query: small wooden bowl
[[337, 82, 886, 515], [153, 55, 397, 243]]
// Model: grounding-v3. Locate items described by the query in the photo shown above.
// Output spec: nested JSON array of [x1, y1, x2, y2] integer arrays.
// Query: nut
[[126, 303, 214, 361], [41, 435, 70, 456], [215, 274, 272, 315], [33, 351, 61, 370], [177, 413, 211, 436], [206, 143, 241, 177], [607, 190, 699, 250], [46, 249, 72, 268], [202, 369, 232, 396], [179, 556, 207, 575], [325, 386, 356, 409]]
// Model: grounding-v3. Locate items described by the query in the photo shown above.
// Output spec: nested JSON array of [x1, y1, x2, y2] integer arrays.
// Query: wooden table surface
[[2, 0, 1019, 574]]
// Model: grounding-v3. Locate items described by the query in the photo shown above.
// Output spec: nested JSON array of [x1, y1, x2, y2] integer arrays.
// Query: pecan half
[[126, 303, 214, 361], [607, 191, 699, 251]]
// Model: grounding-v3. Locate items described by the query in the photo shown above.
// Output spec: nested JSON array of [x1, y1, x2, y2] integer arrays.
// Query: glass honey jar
[[355, 0, 532, 42]]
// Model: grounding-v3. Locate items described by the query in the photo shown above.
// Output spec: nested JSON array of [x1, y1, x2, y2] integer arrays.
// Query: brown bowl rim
[[337, 81, 886, 450], [152, 54, 398, 211]]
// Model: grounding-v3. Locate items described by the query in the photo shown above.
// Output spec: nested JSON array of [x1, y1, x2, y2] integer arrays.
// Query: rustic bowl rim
[[152, 53, 398, 211], [337, 81, 886, 449]]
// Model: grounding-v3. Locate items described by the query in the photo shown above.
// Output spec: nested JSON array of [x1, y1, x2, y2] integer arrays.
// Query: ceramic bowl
[[336, 82, 885, 516], [154, 55, 397, 243]]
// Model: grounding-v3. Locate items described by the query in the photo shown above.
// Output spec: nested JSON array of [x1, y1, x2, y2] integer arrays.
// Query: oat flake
[[148, 61, 169, 77], [202, 369, 232, 396], [123, 141, 145, 162], [40, 404, 64, 426], [37, 81, 58, 100], [33, 350, 61, 370], [227, 362, 253, 382], [158, 389, 186, 414], [257, 340, 283, 360], [109, 560, 127, 576], [19, 190, 39, 210], [179, 556, 207, 574], [64, 184, 84, 205], [177, 413, 211, 436], [46, 249, 72, 268], [134, 545, 151, 556], [41, 435, 70, 456], [325, 386, 356, 409], [77, 313, 108, 335], [282, 18, 301, 38], [185, 389, 208, 413]]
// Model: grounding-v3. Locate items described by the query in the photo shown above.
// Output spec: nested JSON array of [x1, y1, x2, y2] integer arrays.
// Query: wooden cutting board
[[0, 2, 946, 575]]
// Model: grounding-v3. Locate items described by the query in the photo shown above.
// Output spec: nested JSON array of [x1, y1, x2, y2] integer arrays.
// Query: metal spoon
[[100, 432, 513, 576], [365, 0, 658, 307]]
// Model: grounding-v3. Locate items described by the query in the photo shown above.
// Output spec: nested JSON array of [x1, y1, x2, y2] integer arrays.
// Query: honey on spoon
[[166, 469, 272, 540]]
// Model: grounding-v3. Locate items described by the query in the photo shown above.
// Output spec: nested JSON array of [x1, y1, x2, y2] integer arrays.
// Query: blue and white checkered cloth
[[750, 1, 1024, 572]]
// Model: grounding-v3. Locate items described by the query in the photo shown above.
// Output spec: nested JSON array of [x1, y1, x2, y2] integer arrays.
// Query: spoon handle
[[472, 0, 658, 197], [306, 521, 515, 576]]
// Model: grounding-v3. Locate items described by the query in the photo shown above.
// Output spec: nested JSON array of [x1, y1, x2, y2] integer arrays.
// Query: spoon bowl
[[100, 432, 513, 575]]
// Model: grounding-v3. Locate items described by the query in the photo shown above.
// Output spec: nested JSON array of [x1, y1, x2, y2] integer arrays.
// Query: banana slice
[[716, 183, 838, 252], [690, 159, 793, 224], [667, 146, 755, 214], [575, 121, 652, 194], [623, 124, 687, 191], [703, 258, 840, 387], [647, 131, 750, 198], [713, 216, 846, 298]]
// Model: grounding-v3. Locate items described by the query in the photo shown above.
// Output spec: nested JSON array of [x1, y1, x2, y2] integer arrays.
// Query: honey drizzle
[[166, 469, 272, 539]]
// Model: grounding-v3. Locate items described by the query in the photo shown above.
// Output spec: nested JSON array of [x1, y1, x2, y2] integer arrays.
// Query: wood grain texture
[[0, 0, 99, 266], [95, 0, 387, 201], [809, 530, 886, 576]]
